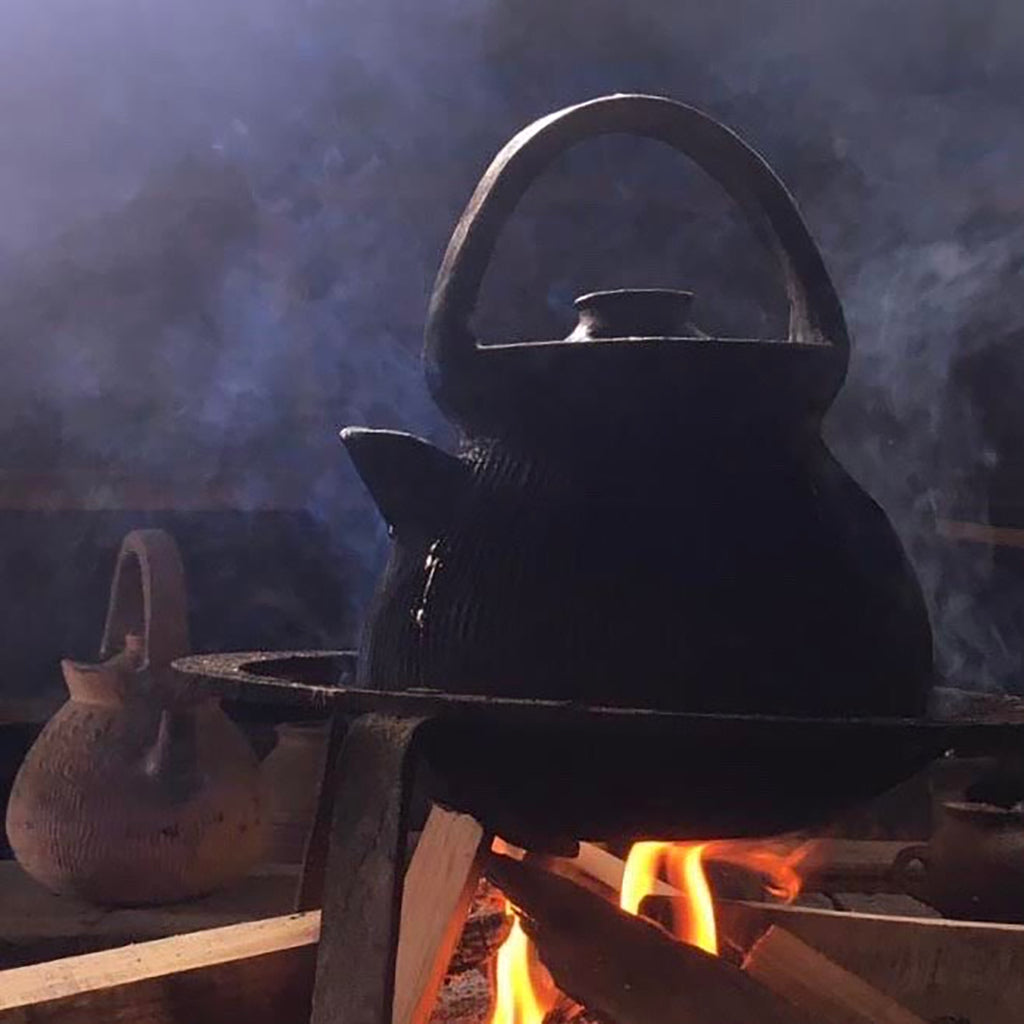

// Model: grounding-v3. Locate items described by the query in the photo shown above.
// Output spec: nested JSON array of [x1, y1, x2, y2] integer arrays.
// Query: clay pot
[[892, 800, 1024, 921], [260, 720, 330, 864], [5, 529, 266, 905]]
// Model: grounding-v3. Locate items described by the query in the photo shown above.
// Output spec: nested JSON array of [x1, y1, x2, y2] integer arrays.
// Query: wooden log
[[573, 843, 978, 1019], [644, 896, 1024, 1024], [485, 852, 812, 1024], [392, 806, 487, 1024], [0, 860, 300, 970], [744, 926, 927, 1024], [0, 911, 319, 1024]]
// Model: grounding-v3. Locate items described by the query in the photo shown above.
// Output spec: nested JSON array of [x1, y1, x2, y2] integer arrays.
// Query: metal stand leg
[[297, 714, 350, 913], [309, 713, 427, 1024]]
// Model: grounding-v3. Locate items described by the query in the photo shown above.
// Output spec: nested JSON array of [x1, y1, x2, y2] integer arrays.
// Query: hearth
[[170, 93, 1024, 1024], [175, 649, 1020, 1024]]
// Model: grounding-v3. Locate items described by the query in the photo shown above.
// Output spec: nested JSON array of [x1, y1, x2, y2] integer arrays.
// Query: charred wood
[[485, 852, 812, 1024]]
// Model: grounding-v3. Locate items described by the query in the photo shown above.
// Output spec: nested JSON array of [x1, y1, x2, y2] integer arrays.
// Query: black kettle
[[343, 94, 933, 716]]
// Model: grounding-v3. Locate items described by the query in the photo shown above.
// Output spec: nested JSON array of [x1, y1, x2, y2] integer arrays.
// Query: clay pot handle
[[890, 843, 931, 903], [99, 529, 190, 670], [425, 94, 849, 418]]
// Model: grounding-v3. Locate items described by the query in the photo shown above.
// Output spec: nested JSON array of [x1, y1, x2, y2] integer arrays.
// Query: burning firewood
[[485, 852, 813, 1024], [745, 926, 928, 1024], [449, 879, 513, 975], [568, 841, 931, 1023], [393, 807, 488, 1024]]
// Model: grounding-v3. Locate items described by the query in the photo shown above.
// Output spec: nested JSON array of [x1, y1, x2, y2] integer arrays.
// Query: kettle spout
[[341, 428, 469, 537]]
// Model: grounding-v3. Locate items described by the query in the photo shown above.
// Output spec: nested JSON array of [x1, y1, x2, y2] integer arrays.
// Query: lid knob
[[567, 288, 697, 341]]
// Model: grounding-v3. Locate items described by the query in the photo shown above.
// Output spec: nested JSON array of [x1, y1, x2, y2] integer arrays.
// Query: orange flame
[[487, 840, 558, 1024], [621, 838, 812, 956], [489, 901, 559, 1024], [486, 834, 812, 1024]]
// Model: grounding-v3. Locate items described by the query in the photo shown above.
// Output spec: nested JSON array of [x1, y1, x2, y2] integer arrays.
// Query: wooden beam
[[0, 861, 300, 970], [0, 839, 497, 1024], [0, 912, 319, 1024], [645, 897, 1024, 1024], [745, 926, 927, 1024], [573, 842, 1024, 1024], [392, 806, 486, 1024]]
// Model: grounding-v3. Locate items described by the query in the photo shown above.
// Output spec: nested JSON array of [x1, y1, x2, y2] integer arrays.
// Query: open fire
[[489, 906, 558, 1024], [621, 842, 719, 953], [487, 837, 813, 1023], [621, 839, 811, 955]]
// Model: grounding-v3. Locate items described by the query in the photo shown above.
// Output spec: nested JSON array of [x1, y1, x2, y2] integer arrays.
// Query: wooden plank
[[0, 861, 301, 969], [0, 912, 319, 1024], [745, 926, 927, 1024], [692, 899, 1024, 1024], [392, 806, 486, 1024], [0, 858, 501, 1023], [569, 842, 674, 898]]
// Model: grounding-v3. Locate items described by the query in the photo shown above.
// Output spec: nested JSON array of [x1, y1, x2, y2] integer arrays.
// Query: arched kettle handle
[[100, 529, 190, 670], [425, 93, 850, 413]]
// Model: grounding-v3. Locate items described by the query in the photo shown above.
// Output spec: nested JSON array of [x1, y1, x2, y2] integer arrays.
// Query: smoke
[[0, 0, 1021, 688]]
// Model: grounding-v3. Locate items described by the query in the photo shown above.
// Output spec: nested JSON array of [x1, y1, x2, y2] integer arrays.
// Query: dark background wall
[[0, 0, 1022, 695]]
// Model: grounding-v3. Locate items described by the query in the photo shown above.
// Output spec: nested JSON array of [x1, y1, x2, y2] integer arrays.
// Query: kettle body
[[5, 530, 265, 905], [345, 96, 933, 716]]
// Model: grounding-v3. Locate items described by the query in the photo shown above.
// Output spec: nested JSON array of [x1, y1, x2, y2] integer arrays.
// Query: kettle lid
[[566, 289, 709, 342]]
